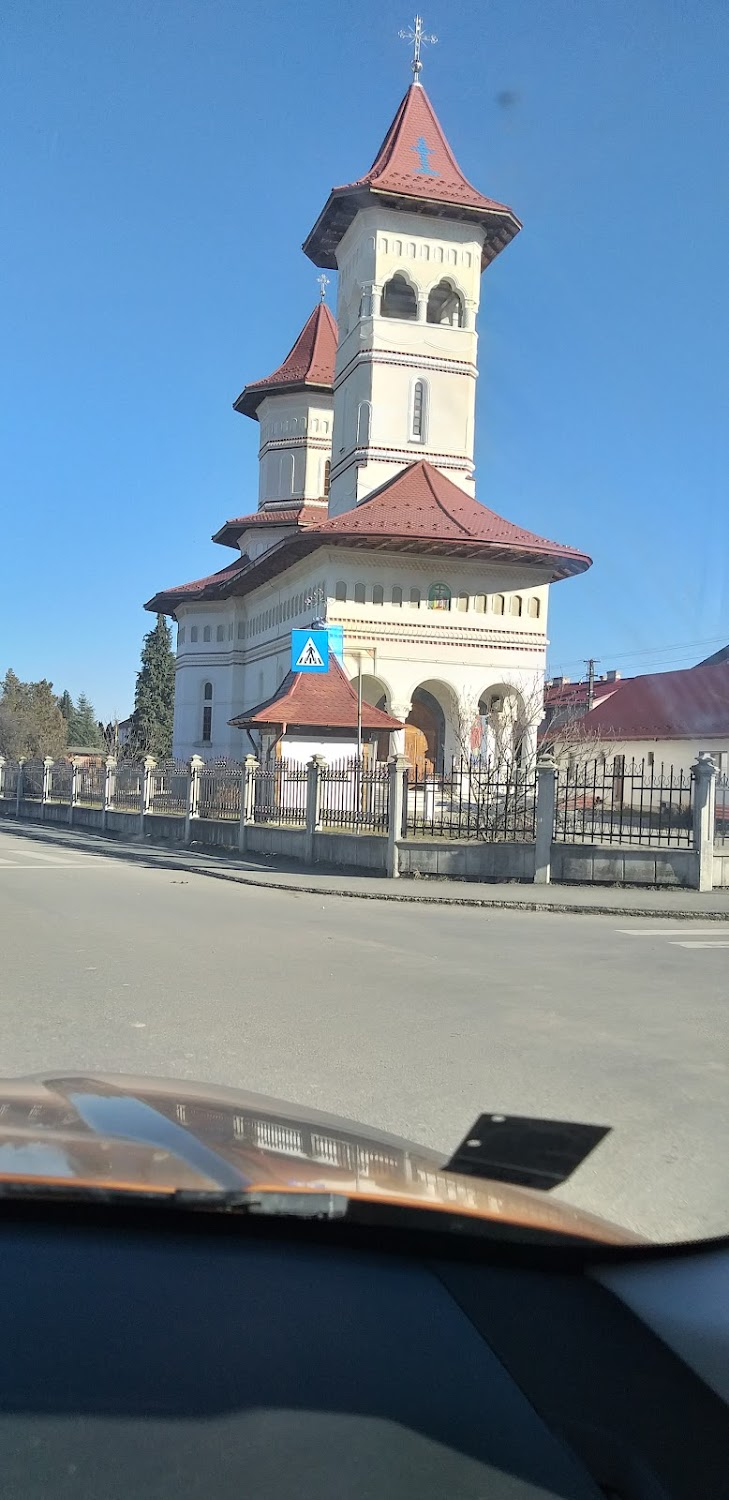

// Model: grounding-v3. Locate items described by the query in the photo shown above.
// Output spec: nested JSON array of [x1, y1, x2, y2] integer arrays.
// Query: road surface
[[0, 823, 727, 1243]]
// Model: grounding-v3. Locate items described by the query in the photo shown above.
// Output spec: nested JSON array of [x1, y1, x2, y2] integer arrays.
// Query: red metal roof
[[303, 84, 521, 270], [579, 663, 729, 740], [229, 655, 402, 732], [212, 501, 327, 550], [233, 303, 338, 419], [317, 462, 591, 575]]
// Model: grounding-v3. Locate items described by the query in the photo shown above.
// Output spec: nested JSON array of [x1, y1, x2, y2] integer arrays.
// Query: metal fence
[[406, 759, 537, 842], [149, 761, 188, 817], [555, 758, 694, 847], [49, 758, 74, 802], [716, 777, 729, 847], [77, 762, 105, 807], [319, 758, 390, 833], [1, 762, 19, 800], [20, 759, 44, 799], [114, 762, 143, 812], [254, 760, 308, 826], [199, 760, 241, 822]]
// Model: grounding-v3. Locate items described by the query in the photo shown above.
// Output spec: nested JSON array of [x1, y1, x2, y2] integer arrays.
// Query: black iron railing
[[555, 758, 693, 847], [319, 759, 390, 833], [254, 760, 308, 826], [406, 758, 537, 842]]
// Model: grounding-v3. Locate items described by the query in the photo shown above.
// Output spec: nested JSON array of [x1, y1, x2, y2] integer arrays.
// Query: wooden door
[[405, 700, 438, 778]]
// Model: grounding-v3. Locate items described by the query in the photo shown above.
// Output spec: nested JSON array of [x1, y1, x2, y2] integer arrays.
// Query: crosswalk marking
[[670, 941, 729, 949], [616, 929, 723, 937]]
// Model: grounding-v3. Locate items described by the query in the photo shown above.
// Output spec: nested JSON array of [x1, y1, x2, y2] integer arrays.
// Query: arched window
[[511, 595, 523, 617], [323, 459, 331, 497], [237, 622, 244, 639], [428, 582, 451, 611], [381, 273, 417, 320], [335, 580, 347, 602], [202, 682, 213, 744], [279, 452, 295, 496], [203, 625, 211, 642], [354, 582, 365, 604], [409, 587, 421, 608], [493, 594, 505, 616], [356, 401, 371, 446], [456, 593, 469, 612], [411, 379, 429, 442], [426, 279, 465, 327], [372, 584, 384, 606], [190, 625, 199, 642], [474, 595, 487, 614], [528, 597, 541, 619], [216, 624, 224, 642], [177, 626, 186, 645], [391, 585, 403, 608]]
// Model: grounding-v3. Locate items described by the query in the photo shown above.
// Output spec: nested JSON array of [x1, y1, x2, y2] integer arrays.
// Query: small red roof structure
[[212, 501, 326, 550], [229, 655, 402, 734], [233, 303, 338, 420], [315, 462, 592, 578], [577, 663, 729, 741], [303, 84, 521, 271]]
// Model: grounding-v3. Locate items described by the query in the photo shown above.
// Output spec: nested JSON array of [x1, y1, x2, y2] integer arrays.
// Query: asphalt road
[[1, 823, 727, 1244]]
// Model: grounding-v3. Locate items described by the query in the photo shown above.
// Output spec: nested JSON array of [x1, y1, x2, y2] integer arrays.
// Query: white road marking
[[8, 844, 90, 864], [670, 941, 729, 949], [616, 930, 725, 937], [0, 861, 109, 870]]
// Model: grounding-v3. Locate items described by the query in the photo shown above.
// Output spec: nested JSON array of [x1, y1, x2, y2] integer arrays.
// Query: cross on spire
[[316, 273, 330, 303], [399, 15, 437, 83]]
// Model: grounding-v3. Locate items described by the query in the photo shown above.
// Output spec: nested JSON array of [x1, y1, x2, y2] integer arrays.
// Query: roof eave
[[233, 377, 334, 421], [303, 184, 522, 270]]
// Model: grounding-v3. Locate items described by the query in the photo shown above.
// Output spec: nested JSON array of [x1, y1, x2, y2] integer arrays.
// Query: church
[[147, 49, 591, 773]]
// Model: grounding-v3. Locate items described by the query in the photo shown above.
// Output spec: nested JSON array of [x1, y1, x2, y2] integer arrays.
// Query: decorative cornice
[[334, 345, 477, 388]]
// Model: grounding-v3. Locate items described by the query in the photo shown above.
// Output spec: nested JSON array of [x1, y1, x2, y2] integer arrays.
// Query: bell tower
[[303, 69, 521, 519]]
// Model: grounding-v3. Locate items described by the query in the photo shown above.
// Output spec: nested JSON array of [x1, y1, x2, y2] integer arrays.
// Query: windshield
[[0, 3, 726, 1248]]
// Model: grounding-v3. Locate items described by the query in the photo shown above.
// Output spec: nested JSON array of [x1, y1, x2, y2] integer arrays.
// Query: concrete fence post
[[238, 755, 259, 854], [185, 755, 204, 846], [0, 757, 5, 800], [68, 759, 80, 826], [102, 756, 117, 832], [16, 759, 25, 817], [387, 756, 410, 879], [41, 757, 54, 819], [534, 757, 557, 885], [304, 754, 327, 865], [692, 752, 717, 893], [140, 756, 156, 837]]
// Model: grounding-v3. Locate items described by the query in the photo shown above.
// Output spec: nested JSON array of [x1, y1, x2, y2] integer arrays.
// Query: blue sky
[[1, 0, 727, 720]]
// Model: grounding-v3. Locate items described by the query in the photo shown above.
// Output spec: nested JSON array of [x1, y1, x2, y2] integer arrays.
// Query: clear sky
[[1, 0, 727, 720]]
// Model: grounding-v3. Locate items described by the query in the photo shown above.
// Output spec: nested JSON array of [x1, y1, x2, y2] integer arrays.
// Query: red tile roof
[[229, 655, 402, 732], [316, 462, 591, 576], [233, 303, 338, 419], [147, 461, 590, 612], [304, 84, 521, 270], [579, 663, 729, 740], [212, 501, 327, 550]]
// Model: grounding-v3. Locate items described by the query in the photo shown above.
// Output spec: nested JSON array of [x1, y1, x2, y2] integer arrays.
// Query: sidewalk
[[3, 816, 729, 918]]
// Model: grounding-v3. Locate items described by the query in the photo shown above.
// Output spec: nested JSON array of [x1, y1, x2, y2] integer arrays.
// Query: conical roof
[[233, 302, 338, 420], [229, 654, 402, 732], [304, 85, 520, 270]]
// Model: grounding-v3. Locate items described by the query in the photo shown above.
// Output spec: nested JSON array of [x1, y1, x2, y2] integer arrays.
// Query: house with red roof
[[565, 662, 729, 780], [146, 63, 590, 769]]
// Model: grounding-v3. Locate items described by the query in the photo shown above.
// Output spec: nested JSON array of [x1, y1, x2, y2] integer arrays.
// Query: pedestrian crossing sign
[[291, 628, 329, 673]]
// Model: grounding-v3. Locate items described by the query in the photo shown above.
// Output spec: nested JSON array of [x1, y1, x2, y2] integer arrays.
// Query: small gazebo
[[229, 655, 402, 765]]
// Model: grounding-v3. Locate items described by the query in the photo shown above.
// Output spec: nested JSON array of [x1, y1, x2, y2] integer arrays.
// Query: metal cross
[[399, 15, 437, 83], [316, 273, 330, 303]]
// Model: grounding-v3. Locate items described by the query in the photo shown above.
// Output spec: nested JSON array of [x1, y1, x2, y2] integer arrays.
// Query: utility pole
[[584, 658, 599, 713]]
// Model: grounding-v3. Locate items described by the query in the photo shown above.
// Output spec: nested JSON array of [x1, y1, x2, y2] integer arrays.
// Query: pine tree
[[130, 615, 175, 758], [68, 693, 103, 749], [57, 689, 74, 723]]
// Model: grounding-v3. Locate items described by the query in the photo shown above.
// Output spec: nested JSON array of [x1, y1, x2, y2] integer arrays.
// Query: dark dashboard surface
[[0, 1216, 726, 1499]]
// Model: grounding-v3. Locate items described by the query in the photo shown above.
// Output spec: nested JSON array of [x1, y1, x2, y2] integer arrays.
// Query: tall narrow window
[[177, 627, 186, 645], [323, 459, 331, 496], [372, 584, 384, 605], [411, 379, 428, 442], [354, 582, 365, 604], [335, 580, 347, 602], [409, 587, 421, 608], [456, 593, 469, 612], [474, 595, 487, 614], [426, 279, 465, 327], [202, 682, 213, 744], [528, 597, 541, 619], [216, 624, 225, 642], [203, 626, 211, 643], [511, 595, 523, 617], [391, 586, 403, 607], [356, 401, 371, 446], [190, 626, 199, 642], [493, 594, 505, 616]]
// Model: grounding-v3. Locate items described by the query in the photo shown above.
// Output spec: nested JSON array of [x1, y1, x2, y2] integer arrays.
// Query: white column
[[42, 757, 54, 819], [68, 760, 80, 826], [692, 753, 717, 893], [102, 756, 117, 832], [389, 702, 411, 759], [0, 757, 6, 800], [305, 753, 327, 865], [534, 758, 557, 885], [387, 755, 410, 878], [16, 759, 25, 816], [238, 754, 259, 854], [141, 756, 156, 835], [185, 755, 204, 845]]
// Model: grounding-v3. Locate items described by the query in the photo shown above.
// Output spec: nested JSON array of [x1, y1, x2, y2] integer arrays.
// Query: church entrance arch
[[404, 685, 450, 776]]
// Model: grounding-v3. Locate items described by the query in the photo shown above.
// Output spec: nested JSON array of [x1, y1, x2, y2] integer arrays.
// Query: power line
[[548, 633, 729, 679]]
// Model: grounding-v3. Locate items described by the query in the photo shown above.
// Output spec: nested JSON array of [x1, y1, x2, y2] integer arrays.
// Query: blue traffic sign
[[291, 628, 329, 673]]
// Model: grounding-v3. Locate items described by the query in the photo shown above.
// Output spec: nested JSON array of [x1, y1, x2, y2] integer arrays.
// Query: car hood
[[0, 1073, 638, 1245]]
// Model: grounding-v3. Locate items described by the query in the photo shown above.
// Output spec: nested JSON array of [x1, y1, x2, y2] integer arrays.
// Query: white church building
[[147, 64, 591, 772]]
